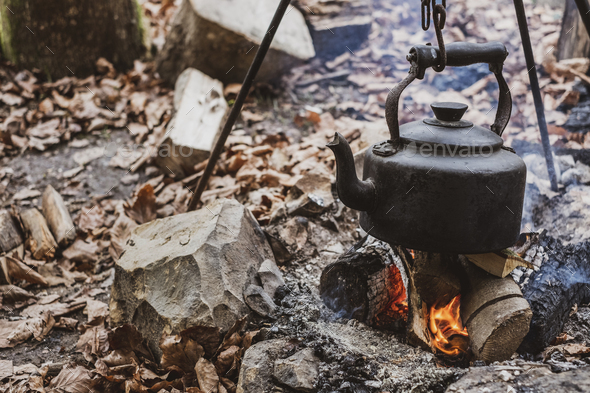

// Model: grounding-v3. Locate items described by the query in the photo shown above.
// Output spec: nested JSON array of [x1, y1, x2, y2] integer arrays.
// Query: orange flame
[[428, 295, 469, 356]]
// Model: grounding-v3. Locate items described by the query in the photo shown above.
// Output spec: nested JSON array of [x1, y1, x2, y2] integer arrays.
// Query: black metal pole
[[574, 0, 590, 39], [188, 0, 292, 211], [513, 0, 559, 191]]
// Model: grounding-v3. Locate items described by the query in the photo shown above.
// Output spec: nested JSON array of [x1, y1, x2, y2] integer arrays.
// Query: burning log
[[319, 237, 408, 327], [397, 249, 461, 307], [458, 256, 532, 363]]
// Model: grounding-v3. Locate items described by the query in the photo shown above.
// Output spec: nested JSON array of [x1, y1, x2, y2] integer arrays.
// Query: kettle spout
[[327, 132, 375, 212]]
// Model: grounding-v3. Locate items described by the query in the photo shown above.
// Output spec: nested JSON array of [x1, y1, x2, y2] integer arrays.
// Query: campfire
[[428, 295, 469, 356], [320, 239, 533, 363]]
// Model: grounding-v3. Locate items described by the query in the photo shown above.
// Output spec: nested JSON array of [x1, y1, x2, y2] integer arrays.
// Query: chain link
[[420, 0, 447, 71]]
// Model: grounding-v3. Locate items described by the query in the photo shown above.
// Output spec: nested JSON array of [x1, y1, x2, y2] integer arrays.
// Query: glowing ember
[[373, 264, 408, 327], [428, 295, 469, 356]]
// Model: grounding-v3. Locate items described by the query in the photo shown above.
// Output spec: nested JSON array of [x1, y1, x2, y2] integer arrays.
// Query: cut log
[[465, 249, 534, 278], [0, 0, 146, 79], [519, 234, 590, 354], [155, 68, 228, 179], [19, 208, 58, 260], [459, 256, 532, 363], [156, 0, 315, 85], [557, 0, 590, 60], [41, 185, 76, 248], [320, 237, 408, 327], [0, 210, 23, 254]]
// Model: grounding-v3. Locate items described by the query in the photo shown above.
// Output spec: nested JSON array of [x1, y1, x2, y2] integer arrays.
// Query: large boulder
[[156, 0, 315, 85], [109, 198, 275, 358]]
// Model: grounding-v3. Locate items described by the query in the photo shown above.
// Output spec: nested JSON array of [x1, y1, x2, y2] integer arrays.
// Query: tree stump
[[557, 0, 590, 60], [0, 0, 147, 78]]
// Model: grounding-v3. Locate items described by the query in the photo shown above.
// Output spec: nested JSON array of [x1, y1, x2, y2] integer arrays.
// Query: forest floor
[[2, 0, 590, 392]]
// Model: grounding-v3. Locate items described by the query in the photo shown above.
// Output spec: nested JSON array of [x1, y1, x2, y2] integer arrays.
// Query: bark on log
[[459, 256, 532, 363], [557, 0, 590, 60], [519, 234, 590, 354], [19, 208, 58, 260], [155, 68, 228, 179], [0, 0, 146, 79], [41, 185, 75, 248], [156, 0, 315, 85], [0, 209, 23, 254]]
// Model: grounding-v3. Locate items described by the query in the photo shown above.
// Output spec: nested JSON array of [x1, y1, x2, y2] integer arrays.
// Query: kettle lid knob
[[431, 102, 468, 122]]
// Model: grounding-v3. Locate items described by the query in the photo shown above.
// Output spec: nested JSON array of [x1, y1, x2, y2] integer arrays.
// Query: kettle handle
[[385, 42, 512, 144]]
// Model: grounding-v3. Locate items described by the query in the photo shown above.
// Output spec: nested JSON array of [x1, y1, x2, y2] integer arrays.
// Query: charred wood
[[320, 237, 407, 326], [519, 234, 590, 354]]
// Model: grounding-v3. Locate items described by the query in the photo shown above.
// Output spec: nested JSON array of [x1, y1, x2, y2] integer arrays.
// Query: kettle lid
[[400, 102, 503, 150]]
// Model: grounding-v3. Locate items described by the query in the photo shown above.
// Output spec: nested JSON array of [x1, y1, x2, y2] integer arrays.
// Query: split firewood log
[[19, 208, 58, 260], [465, 249, 533, 278], [42, 185, 76, 248], [458, 256, 532, 363], [0, 209, 23, 254]]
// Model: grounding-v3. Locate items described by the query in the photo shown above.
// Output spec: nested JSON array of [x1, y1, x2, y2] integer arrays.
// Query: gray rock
[[273, 348, 319, 392], [243, 285, 277, 317], [110, 198, 275, 358], [258, 259, 285, 299], [236, 339, 288, 393], [285, 171, 334, 217]]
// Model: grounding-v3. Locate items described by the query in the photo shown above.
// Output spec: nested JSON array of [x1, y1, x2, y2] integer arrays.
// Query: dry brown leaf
[[48, 365, 93, 393], [76, 325, 110, 361], [85, 299, 109, 325], [62, 238, 100, 265], [195, 358, 219, 393], [0, 312, 54, 348], [0, 284, 36, 304], [77, 205, 106, 233], [126, 184, 157, 224], [109, 213, 138, 260], [26, 118, 61, 139], [5, 255, 48, 286], [101, 349, 139, 367], [180, 326, 222, 358], [159, 334, 204, 373], [214, 345, 240, 377]]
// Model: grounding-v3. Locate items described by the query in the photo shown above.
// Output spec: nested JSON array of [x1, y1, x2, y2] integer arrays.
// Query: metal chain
[[421, 0, 430, 30], [420, 0, 447, 72], [432, 4, 447, 71]]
